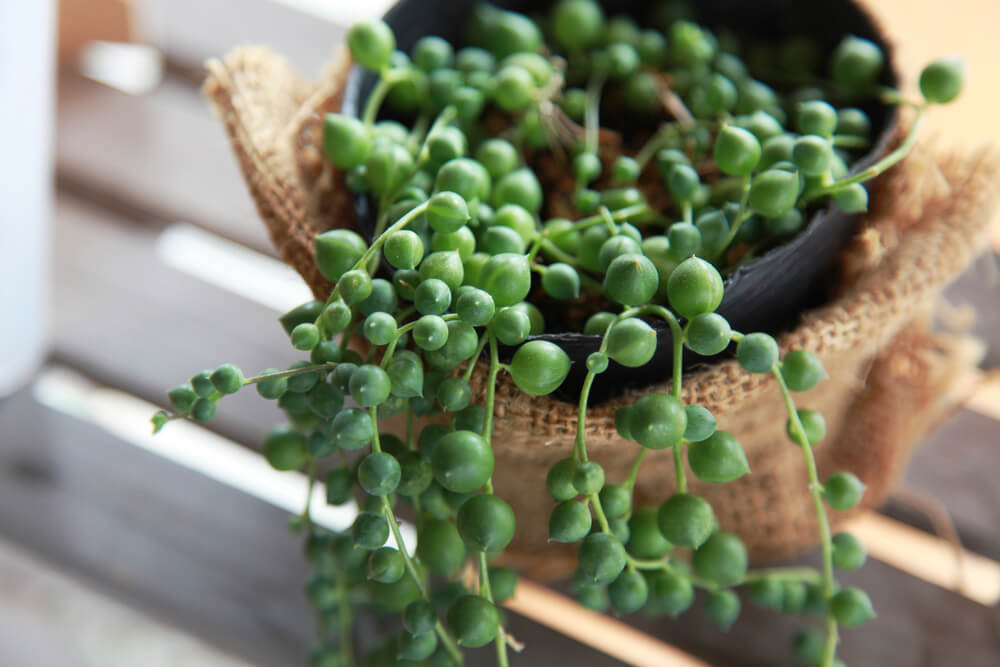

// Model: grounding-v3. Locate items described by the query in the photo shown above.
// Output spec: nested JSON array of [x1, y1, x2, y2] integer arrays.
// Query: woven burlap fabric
[[203, 47, 999, 580]]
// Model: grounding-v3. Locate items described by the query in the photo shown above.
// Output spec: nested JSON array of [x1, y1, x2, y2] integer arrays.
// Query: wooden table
[[3, 1, 999, 665]]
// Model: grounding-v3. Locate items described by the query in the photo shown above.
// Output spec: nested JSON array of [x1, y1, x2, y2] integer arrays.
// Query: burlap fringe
[[204, 46, 1000, 580]]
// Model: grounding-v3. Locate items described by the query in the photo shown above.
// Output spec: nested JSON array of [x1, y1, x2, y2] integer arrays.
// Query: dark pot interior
[[342, 0, 899, 404]]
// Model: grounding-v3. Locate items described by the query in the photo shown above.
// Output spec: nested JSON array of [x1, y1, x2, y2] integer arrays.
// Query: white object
[[0, 0, 55, 397]]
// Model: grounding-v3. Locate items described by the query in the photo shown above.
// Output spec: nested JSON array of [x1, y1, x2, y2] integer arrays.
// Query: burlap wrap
[[204, 46, 999, 580]]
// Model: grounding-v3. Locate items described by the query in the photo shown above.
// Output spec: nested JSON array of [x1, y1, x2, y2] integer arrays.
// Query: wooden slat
[[51, 193, 291, 445], [56, 74, 273, 253], [0, 390, 313, 667], [139, 0, 346, 78]]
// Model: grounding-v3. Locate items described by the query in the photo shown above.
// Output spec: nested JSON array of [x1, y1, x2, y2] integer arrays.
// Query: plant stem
[[623, 449, 647, 491], [478, 551, 510, 667], [584, 71, 607, 155], [243, 363, 337, 385], [362, 69, 405, 126], [672, 444, 687, 494], [772, 367, 838, 666], [806, 107, 926, 201], [379, 491, 463, 663], [327, 200, 432, 305], [635, 123, 678, 168]]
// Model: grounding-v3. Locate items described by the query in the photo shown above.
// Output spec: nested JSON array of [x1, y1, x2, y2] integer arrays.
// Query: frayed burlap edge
[[203, 46, 1000, 579]]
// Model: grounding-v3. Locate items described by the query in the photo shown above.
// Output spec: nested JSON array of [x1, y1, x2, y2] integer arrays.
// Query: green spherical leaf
[[749, 577, 785, 609], [832, 532, 867, 571], [628, 393, 687, 450], [492, 168, 542, 213], [322, 114, 371, 168], [578, 533, 627, 584], [167, 385, 197, 414], [426, 191, 471, 234], [781, 350, 827, 391], [830, 587, 876, 627], [606, 317, 657, 368], [325, 468, 353, 505], [190, 398, 216, 423], [599, 484, 632, 519], [431, 430, 494, 493], [510, 340, 571, 396], [919, 57, 964, 104], [552, 0, 604, 51], [604, 254, 659, 306], [796, 100, 838, 137], [749, 169, 799, 218], [333, 408, 375, 450], [447, 595, 499, 647], [683, 404, 717, 442], [833, 183, 868, 213], [384, 229, 424, 270], [543, 263, 581, 300], [830, 35, 884, 89], [608, 569, 649, 614], [489, 566, 518, 602], [263, 426, 307, 471], [455, 287, 495, 326], [435, 160, 490, 211], [417, 519, 466, 576], [337, 269, 373, 305], [688, 430, 749, 483], [736, 332, 779, 373], [347, 19, 395, 71], [349, 364, 392, 407], [627, 506, 673, 559], [365, 142, 415, 196], [477, 253, 531, 307], [792, 135, 832, 176], [358, 452, 401, 496], [693, 531, 747, 586], [657, 493, 715, 548], [823, 471, 866, 511], [397, 630, 438, 662], [352, 512, 389, 550], [648, 570, 694, 616], [475, 139, 519, 180], [457, 494, 515, 552], [714, 125, 761, 176], [572, 461, 605, 496], [403, 600, 437, 636], [705, 589, 740, 630], [787, 409, 827, 446], [367, 546, 405, 583], [667, 257, 724, 320], [549, 500, 592, 543], [686, 313, 732, 356], [315, 229, 367, 282], [546, 458, 579, 501]]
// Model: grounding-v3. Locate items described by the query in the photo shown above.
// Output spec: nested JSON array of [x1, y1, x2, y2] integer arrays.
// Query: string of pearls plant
[[155, 2, 963, 665]]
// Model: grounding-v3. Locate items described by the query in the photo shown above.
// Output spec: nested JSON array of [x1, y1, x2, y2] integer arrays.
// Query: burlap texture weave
[[204, 46, 999, 580]]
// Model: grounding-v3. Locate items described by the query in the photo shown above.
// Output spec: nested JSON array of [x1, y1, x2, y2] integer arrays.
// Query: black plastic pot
[[342, 0, 899, 404]]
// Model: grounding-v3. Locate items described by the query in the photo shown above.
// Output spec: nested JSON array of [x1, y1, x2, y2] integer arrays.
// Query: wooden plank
[[942, 251, 1000, 368], [0, 390, 313, 667], [897, 409, 1000, 560], [139, 0, 347, 78], [56, 74, 273, 253], [51, 193, 292, 445], [0, 537, 252, 667]]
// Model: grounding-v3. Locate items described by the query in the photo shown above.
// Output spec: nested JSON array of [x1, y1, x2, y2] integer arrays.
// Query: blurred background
[[1, 0, 998, 665]]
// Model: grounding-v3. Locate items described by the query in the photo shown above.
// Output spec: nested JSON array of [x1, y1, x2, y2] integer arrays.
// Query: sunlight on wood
[[965, 372, 1000, 422], [846, 512, 1000, 606], [504, 579, 709, 667]]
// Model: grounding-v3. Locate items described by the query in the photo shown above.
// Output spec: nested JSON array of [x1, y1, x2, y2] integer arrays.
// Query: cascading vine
[[153, 2, 964, 665]]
